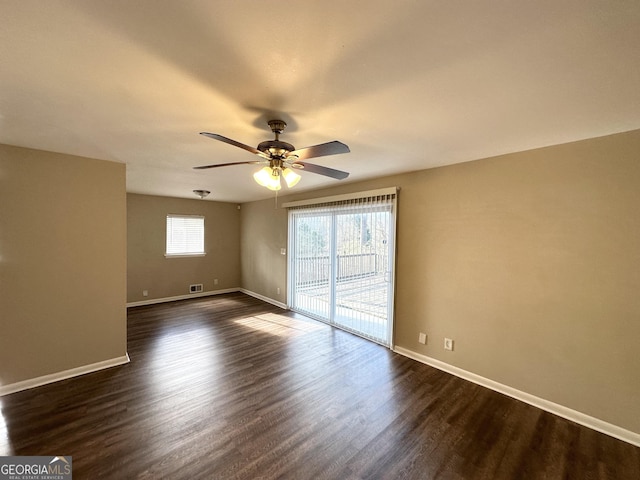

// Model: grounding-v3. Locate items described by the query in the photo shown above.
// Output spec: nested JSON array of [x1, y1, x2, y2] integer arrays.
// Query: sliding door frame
[[284, 187, 398, 348]]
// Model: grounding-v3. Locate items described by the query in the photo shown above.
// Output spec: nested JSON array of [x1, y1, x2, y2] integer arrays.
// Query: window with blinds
[[286, 188, 397, 346], [165, 215, 205, 257]]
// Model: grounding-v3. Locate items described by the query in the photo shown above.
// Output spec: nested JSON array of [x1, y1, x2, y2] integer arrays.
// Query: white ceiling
[[2, 1, 639, 203]]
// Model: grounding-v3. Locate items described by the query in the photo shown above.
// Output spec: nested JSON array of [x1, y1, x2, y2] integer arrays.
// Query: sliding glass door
[[289, 211, 333, 320], [288, 191, 396, 346]]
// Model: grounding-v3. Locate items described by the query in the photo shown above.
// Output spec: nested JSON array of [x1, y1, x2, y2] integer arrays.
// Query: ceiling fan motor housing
[[259, 120, 295, 158], [257, 140, 295, 158]]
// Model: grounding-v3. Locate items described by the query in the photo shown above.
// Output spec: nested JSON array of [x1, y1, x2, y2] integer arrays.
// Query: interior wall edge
[[394, 346, 640, 448]]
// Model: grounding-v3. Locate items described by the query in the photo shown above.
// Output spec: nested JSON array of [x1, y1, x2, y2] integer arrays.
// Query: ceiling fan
[[194, 120, 350, 191]]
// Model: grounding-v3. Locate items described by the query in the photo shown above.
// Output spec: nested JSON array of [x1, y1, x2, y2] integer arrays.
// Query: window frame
[[165, 214, 206, 258]]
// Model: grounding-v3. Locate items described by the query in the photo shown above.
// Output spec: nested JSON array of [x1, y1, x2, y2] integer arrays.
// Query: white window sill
[[164, 253, 206, 258]]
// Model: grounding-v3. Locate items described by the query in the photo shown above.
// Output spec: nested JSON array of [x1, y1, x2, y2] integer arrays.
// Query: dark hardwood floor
[[1, 293, 638, 479]]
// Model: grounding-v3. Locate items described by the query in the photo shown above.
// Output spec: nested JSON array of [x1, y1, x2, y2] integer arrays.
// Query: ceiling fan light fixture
[[252, 166, 272, 186], [282, 167, 301, 188], [253, 166, 282, 191]]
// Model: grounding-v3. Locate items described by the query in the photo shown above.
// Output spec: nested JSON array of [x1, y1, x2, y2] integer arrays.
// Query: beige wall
[[239, 129, 640, 434], [240, 198, 288, 303], [0, 144, 127, 386], [127, 193, 240, 303]]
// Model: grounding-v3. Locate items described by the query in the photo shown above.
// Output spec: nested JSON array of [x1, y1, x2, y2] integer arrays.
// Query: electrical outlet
[[280, 248, 286, 255], [418, 332, 427, 344], [214, 279, 218, 285], [277, 287, 281, 295], [444, 338, 454, 351], [142, 290, 148, 297]]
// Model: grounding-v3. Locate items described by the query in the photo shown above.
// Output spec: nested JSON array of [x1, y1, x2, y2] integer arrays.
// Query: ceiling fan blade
[[296, 161, 349, 180], [200, 132, 269, 158], [289, 140, 350, 161], [194, 160, 265, 170]]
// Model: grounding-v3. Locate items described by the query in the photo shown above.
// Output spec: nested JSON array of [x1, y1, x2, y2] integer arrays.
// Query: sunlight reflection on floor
[[0, 401, 13, 455], [234, 313, 327, 338], [148, 326, 219, 393]]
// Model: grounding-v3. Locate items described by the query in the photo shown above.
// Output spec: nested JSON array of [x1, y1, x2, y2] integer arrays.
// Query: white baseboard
[[0, 354, 130, 397], [126, 288, 239, 307], [126, 288, 288, 310], [239, 289, 288, 310], [393, 347, 640, 448]]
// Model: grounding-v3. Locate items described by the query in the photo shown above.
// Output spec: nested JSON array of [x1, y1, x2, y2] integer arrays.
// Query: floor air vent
[[189, 284, 203, 293]]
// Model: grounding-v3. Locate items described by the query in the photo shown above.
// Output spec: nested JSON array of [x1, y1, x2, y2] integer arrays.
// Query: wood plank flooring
[[1, 293, 638, 479]]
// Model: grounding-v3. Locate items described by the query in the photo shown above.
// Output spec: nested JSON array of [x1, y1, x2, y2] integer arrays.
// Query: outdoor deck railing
[[295, 253, 386, 286]]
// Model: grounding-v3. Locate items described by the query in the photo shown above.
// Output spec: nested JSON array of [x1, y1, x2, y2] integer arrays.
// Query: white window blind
[[165, 215, 205, 256]]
